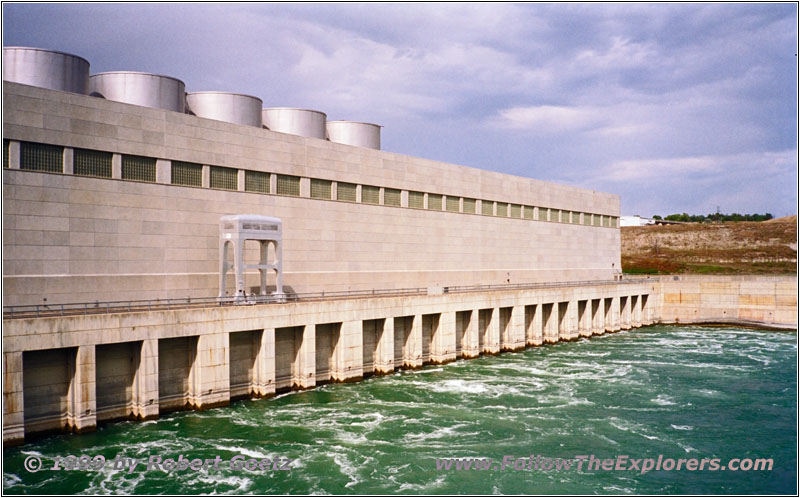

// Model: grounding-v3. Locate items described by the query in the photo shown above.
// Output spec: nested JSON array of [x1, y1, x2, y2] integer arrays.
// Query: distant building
[[620, 215, 655, 227]]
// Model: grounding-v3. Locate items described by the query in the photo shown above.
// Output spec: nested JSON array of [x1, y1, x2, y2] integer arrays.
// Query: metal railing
[[2, 287, 427, 320], [441, 277, 652, 295], [2, 277, 655, 320]]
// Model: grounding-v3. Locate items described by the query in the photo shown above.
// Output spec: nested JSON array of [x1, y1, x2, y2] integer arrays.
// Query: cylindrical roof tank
[[186, 92, 263, 128], [326, 121, 381, 150], [89, 71, 186, 112], [262, 108, 327, 139], [2, 46, 90, 94]]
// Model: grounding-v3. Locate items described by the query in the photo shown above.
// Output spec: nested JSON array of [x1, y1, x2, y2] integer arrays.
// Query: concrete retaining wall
[[656, 275, 797, 329], [3, 275, 796, 446]]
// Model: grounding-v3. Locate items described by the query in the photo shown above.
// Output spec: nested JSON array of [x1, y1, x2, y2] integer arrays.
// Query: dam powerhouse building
[[2, 46, 691, 445]]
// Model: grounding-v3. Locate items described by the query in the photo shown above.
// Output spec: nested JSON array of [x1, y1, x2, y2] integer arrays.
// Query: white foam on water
[[743, 354, 771, 366], [84, 466, 146, 495], [19, 449, 44, 457], [3, 473, 22, 488], [328, 449, 363, 489], [396, 473, 447, 492], [671, 425, 693, 431], [426, 379, 490, 394], [651, 394, 677, 406], [404, 367, 444, 375], [403, 423, 473, 443], [608, 417, 662, 441], [194, 473, 253, 494], [214, 445, 271, 460]]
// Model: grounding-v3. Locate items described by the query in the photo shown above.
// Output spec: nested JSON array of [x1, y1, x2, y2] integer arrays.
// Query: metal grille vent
[[408, 191, 424, 209], [337, 182, 357, 202], [276, 175, 300, 196], [172, 161, 203, 186], [524, 206, 535, 219], [210, 166, 238, 190], [384, 188, 401, 206], [463, 198, 476, 214], [122, 155, 156, 182], [245, 170, 269, 193], [446, 196, 460, 212], [74, 148, 112, 178], [362, 185, 380, 204], [427, 194, 442, 210], [21, 142, 63, 173], [311, 179, 332, 199]]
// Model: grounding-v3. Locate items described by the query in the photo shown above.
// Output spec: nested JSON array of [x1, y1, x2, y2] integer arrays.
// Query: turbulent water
[[3, 325, 797, 494]]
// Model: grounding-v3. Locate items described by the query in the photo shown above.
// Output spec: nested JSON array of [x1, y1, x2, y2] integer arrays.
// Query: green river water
[[3, 325, 797, 494]]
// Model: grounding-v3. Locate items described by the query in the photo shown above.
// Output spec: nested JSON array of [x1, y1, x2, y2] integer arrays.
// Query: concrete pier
[[4, 280, 657, 445], [4, 273, 797, 446]]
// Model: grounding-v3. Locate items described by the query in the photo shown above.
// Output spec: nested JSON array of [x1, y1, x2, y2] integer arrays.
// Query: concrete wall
[[158, 336, 195, 412], [96, 342, 136, 421], [656, 275, 797, 328], [3, 81, 620, 306], [22, 348, 73, 434]]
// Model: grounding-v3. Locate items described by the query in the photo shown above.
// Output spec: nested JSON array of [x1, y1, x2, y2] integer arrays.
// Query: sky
[[3, 3, 797, 217]]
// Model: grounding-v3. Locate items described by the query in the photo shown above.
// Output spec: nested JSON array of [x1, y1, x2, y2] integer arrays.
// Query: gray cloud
[[3, 3, 796, 217]]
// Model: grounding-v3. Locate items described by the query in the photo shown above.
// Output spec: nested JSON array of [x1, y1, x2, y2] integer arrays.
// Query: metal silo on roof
[[262, 108, 327, 139], [186, 92, 263, 127], [2, 46, 90, 94], [326, 121, 381, 150], [89, 71, 186, 112]]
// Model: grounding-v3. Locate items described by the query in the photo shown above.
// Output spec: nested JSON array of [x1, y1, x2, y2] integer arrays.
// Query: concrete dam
[[2, 46, 796, 446]]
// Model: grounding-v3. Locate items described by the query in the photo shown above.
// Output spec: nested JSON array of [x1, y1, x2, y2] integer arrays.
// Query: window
[[245, 170, 270, 193], [552, 209, 561, 222], [21, 142, 63, 173], [3, 140, 9, 169], [122, 155, 156, 182], [276, 174, 300, 196], [604, 216, 610, 228], [408, 191, 424, 209], [584, 213, 592, 225], [481, 200, 494, 216], [210, 166, 238, 190], [362, 185, 380, 204], [463, 198, 476, 214], [427, 194, 442, 210], [611, 217, 618, 228], [74, 148, 112, 178], [311, 179, 332, 199], [510, 204, 521, 218], [337, 182, 357, 202], [594, 214, 602, 227], [524, 206, 535, 219], [496, 202, 508, 217], [384, 188, 401, 207], [572, 211, 580, 224], [172, 161, 203, 186], [446, 196, 460, 212]]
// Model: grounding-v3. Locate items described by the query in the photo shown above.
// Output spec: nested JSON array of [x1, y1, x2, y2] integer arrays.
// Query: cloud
[[492, 105, 603, 133]]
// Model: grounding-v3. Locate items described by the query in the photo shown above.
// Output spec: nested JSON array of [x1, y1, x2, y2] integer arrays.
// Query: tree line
[[651, 213, 774, 222]]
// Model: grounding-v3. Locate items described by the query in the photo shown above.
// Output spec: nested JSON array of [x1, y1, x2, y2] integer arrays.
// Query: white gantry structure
[[218, 215, 283, 301]]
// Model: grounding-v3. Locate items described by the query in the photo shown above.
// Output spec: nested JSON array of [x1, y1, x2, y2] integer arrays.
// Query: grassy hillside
[[622, 216, 797, 275]]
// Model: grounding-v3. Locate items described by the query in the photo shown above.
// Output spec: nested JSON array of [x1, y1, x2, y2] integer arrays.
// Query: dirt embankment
[[622, 218, 797, 275]]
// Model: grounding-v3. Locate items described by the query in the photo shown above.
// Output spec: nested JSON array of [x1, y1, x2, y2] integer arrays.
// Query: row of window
[[4, 140, 619, 227]]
